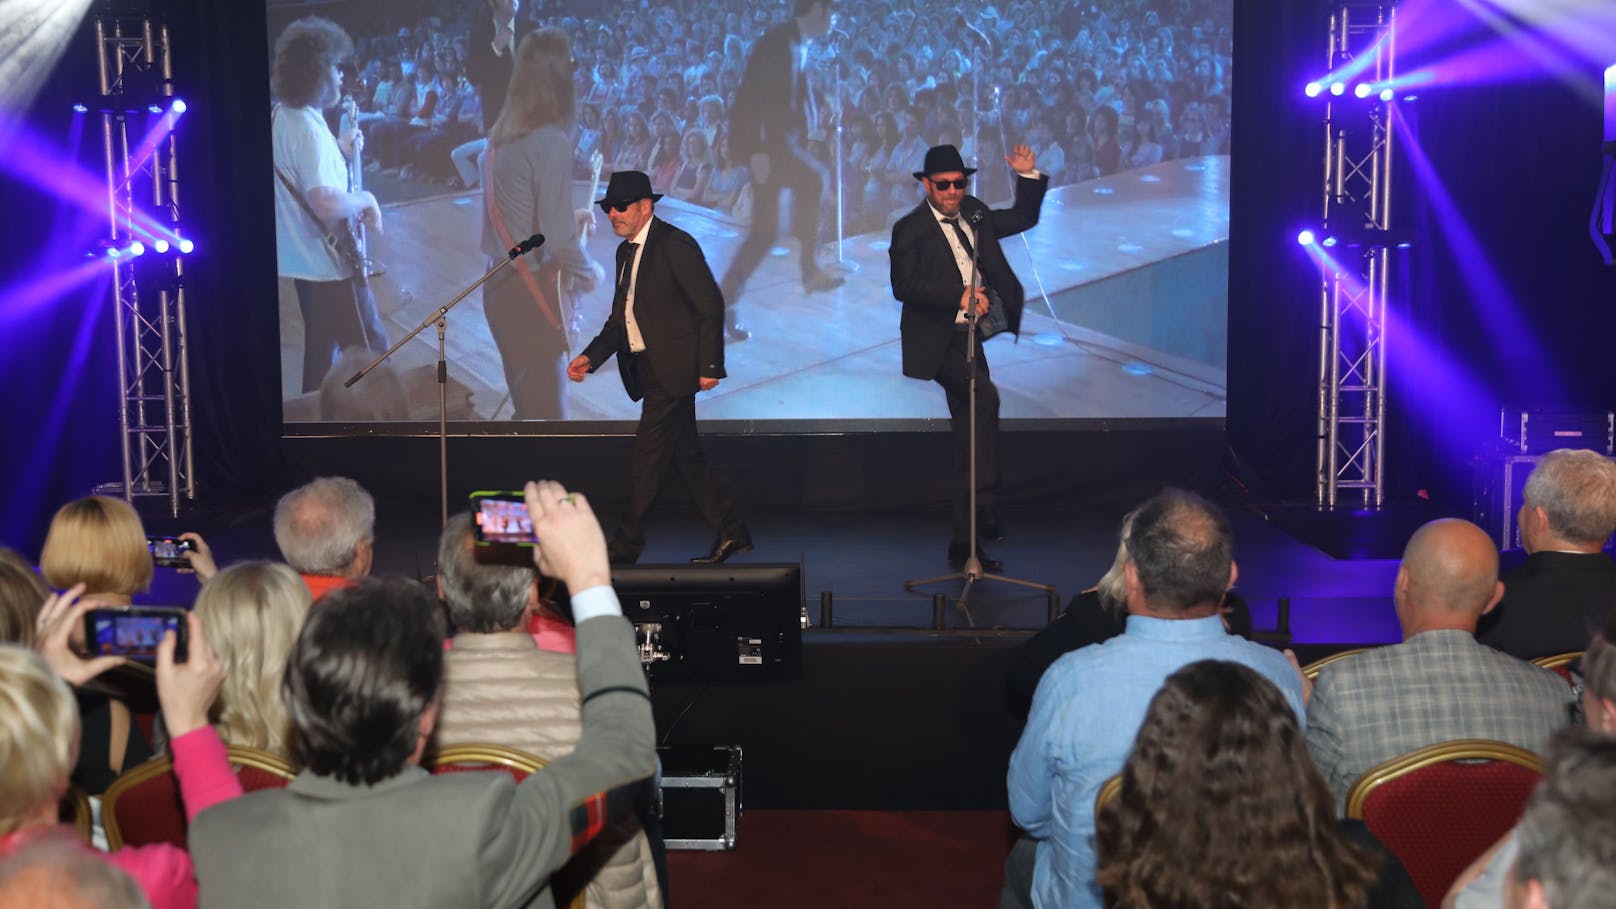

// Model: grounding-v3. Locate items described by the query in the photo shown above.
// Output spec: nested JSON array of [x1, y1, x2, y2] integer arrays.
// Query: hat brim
[[595, 193, 664, 206], [913, 167, 978, 181]]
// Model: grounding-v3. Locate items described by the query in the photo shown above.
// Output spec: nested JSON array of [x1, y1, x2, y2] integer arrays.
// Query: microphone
[[507, 233, 545, 258], [957, 16, 995, 51]]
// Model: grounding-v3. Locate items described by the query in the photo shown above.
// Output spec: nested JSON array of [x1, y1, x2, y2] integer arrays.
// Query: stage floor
[[279, 157, 1229, 424]]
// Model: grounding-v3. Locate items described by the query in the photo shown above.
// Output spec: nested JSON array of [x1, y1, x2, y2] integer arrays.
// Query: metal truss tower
[[1315, 2, 1399, 508], [93, 9, 194, 515]]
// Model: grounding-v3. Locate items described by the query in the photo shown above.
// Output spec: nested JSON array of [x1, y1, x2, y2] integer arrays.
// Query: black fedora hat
[[596, 170, 663, 207], [912, 144, 977, 181]]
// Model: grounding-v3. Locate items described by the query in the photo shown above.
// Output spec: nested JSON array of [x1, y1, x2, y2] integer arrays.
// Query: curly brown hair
[[270, 17, 353, 109], [1096, 660, 1378, 909]]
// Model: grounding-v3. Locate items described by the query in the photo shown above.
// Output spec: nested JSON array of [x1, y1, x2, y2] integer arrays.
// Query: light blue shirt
[[569, 585, 624, 623], [1007, 614, 1307, 909]]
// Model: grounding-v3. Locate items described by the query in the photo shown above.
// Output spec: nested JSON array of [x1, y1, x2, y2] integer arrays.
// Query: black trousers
[[932, 327, 1000, 543], [294, 277, 387, 393], [483, 266, 566, 420], [616, 355, 736, 549], [719, 143, 825, 304]]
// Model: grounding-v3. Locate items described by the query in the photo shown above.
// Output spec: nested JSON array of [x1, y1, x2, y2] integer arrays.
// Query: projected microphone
[[507, 233, 546, 258], [957, 16, 994, 51]]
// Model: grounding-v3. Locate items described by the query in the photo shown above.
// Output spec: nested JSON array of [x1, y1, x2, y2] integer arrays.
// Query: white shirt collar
[[630, 216, 654, 247]]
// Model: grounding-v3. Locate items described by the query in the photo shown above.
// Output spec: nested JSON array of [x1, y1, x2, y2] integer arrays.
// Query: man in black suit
[[569, 172, 752, 565], [1480, 448, 1616, 658], [466, 0, 529, 132], [720, 0, 843, 341], [890, 144, 1047, 570]]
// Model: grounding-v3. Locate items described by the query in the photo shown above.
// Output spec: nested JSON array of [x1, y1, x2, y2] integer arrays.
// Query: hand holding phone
[[35, 584, 126, 685], [470, 491, 539, 546], [84, 607, 189, 664], [147, 534, 197, 569]]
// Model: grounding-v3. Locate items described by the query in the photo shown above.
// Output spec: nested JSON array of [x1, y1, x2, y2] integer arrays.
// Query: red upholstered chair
[[59, 784, 93, 842], [1531, 651, 1581, 687], [102, 745, 296, 849], [1345, 739, 1544, 909]]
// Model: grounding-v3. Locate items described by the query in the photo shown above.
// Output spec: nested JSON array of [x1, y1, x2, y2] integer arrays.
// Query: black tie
[[943, 217, 976, 260], [616, 242, 639, 301]]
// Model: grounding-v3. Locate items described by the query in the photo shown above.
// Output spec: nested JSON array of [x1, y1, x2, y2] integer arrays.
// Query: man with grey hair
[[432, 512, 664, 909], [1007, 488, 1304, 909], [1480, 448, 1616, 659], [1307, 519, 1570, 811], [272, 476, 375, 601], [0, 836, 150, 909], [1504, 734, 1616, 909]]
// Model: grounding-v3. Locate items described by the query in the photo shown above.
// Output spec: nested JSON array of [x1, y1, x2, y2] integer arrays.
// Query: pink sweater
[[1, 727, 243, 909]]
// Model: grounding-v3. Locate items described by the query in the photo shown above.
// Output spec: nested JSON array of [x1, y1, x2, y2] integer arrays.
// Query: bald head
[[1394, 519, 1503, 634]]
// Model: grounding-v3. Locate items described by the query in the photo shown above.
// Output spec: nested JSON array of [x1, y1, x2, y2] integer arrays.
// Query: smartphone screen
[[470, 491, 538, 546], [147, 535, 195, 568], [84, 608, 188, 663]]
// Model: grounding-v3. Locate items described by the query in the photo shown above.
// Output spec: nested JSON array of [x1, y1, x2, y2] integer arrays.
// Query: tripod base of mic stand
[[905, 562, 1059, 627]]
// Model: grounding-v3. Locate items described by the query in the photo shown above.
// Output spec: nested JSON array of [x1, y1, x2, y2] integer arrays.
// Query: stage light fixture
[[72, 103, 88, 113], [1330, 81, 1346, 96], [172, 99, 187, 114], [1297, 230, 1316, 246], [1380, 88, 1394, 102], [1322, 235, 1339, 248], [1354, 83, 1371, 99], [107, 247, 121, 260], [153, 239, 170, 253], [147, 103, 162, 114], [177, 238, 194, 254], [1305, 81, 1323, 98], [128, 241, 145, 257]]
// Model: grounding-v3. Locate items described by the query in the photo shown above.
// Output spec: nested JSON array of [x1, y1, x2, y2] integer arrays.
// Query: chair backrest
[[1345, 739, 1544, 909], [426, 744, 584, 909], [427, 742, 548, 782], [1094, 774, 1122, 815], [1531, 651, 1581, 687], [1301, 647, 1373, 680], [59, 784, 93, 842], [102, 745, 296, 849]]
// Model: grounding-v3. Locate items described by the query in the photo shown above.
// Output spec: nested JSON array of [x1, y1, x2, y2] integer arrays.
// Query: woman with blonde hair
[[39, 496, 153, 605], [36, 497, 156, 792], [0, 586, 239, 909], [192, 562, 312, 753], [479, 27, 603, 420]]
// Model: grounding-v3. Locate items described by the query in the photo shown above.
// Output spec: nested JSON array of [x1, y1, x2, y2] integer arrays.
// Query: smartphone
[[83, 607, 188, 664], [147, 535, 196, 569], [470, 491, 538, 546]]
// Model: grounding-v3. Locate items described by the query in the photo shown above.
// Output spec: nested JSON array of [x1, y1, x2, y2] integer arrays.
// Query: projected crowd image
[[267, 0, 1232, 426]]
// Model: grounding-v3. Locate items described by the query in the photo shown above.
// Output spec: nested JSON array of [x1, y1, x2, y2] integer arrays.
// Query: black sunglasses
[[930, 177, 969, 190], [598, 200, 637, 213]]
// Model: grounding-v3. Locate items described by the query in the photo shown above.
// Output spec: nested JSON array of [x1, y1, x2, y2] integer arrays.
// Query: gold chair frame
[[1531, 651, 1581, 672], [1094, 774, 1123, 814], [1344, 738, 1543, 819], [427, 742, 549, 774], [103, 745, 296, 848], [1301, 647, 1372, 680]]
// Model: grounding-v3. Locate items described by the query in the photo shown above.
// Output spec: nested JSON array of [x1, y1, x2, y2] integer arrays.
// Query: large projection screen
[[267, 0, 1231, 431]]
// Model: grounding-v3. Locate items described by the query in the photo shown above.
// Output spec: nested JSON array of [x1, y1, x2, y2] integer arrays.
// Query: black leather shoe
[[947, 542, 1003, 573], [692, 525, 752, 564], [607, 541, 642, 565]]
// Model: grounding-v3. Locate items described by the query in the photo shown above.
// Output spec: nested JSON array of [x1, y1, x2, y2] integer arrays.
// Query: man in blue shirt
[[1007, 488, 1306, 909]]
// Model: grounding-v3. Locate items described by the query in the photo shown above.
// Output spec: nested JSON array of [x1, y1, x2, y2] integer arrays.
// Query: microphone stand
[[345, 240, 544, 527], [905, 209, 1056, 621]]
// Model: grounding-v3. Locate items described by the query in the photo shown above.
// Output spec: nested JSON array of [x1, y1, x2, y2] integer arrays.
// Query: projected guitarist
[[270, 16, 388, 394], [481, 28, 605, 420]]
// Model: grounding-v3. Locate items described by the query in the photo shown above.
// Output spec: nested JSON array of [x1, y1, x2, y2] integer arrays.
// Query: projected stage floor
[[280, 156, 1229, 424]]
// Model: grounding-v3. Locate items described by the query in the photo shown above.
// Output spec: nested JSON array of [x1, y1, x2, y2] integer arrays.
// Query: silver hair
[[1511, 734, 1616, 909], [1523, 449, 1616, 547], [1095, 510, 1139, 614], [436, 512, 534, 633], [272, 477, 375, 575], [0, 833, 152, 908]]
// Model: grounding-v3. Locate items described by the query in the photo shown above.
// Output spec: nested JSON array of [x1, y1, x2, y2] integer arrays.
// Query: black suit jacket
[[580, 217, 726, 401], [467, 15, 534, 132], [1478, 550, 1616, 658], [728, 19, 805, 158], [889, 173, 1049, 380]]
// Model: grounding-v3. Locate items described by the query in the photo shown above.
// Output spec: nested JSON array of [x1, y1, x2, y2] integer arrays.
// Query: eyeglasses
[[598, 201, 636, 213], [929, 177, 969, 190]]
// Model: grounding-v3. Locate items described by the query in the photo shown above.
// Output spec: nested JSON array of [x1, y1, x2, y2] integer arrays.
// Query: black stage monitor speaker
[[612, 562, 802, 681]]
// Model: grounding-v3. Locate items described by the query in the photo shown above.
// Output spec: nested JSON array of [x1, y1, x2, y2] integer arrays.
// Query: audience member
[[1447, 618, 1616, 908], [1003, 509, 1253, 718], [1480, 449, 1616, 659], [0, 833, 149, 909], [433, 512, 662, 909], [1096, 660, 1420, 909], [271, 476, 376, 601], [0, 549, 48, 647], [190, 481, 656, 907], [1504, 733, 1616, 909], [36, 497, 155, 794], [1307, 519, 1571, 811], [1006, 488, 1305, 909], [191, 562, 313, 754], [0, 586, 237, 909]]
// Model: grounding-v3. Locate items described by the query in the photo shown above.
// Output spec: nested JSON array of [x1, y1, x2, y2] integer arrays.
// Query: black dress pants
[[932, 326, 1000, 543], [616, 354, 734, 549]]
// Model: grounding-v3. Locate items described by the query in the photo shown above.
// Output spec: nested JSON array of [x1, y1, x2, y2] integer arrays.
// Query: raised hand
[[35, 584, 124, 686], [1005, 143, 1037, 175]]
